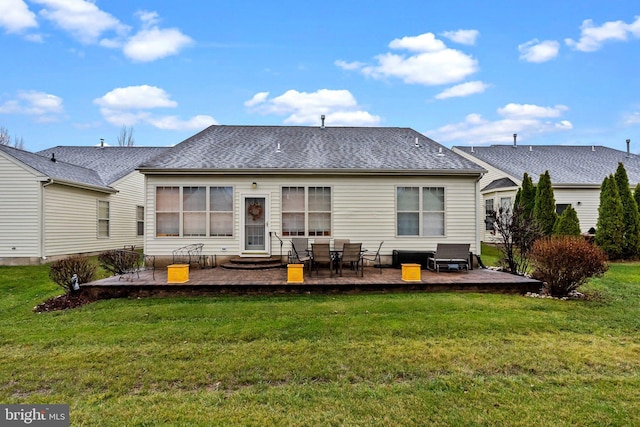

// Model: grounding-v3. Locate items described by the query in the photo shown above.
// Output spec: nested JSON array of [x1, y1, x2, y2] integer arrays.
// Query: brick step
[[221, 257, 285, 270]]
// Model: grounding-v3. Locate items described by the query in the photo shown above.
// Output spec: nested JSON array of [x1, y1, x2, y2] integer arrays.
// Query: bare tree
[[117, 125, 135, 146], [0, 126, 25, 149], [0, 126, 9, 146], [491, 204, 542, 275]]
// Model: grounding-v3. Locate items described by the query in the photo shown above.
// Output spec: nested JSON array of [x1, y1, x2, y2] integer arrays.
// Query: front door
[[242, 196, 269, 254]]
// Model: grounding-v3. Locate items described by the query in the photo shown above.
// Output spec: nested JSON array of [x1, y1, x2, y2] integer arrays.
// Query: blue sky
[[1, 0, 639, 153]]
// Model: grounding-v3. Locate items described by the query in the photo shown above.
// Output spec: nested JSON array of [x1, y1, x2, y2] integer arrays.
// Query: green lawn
[[1, 261, 639, 426]]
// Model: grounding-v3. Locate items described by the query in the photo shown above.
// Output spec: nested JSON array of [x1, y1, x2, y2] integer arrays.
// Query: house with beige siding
[[452, 144, 640, 242], [138, 125, 487, 266], [0, 144, 166, 264]]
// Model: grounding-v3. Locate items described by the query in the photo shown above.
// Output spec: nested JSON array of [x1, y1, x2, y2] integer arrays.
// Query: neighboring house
[[137, 125, 487, 265], [0, 144, 167, 265], [452, 144, 640, 242]]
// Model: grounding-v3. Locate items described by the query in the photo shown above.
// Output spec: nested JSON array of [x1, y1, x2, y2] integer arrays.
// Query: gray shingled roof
[[482, 177, 518, 192], [1, 144, 112, 191], [455, 145, 640, 185], [139, 125, 485, 174], [38, 146, 168, 184]]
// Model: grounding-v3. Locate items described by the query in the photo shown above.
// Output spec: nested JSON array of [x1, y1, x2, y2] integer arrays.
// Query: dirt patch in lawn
[[33, 292, 97, 313]]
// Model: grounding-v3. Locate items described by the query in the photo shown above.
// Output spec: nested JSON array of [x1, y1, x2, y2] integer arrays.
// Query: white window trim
[[395, 185, 446, 237], [281, 186, 333, 237], [97, 199, 110, 239]]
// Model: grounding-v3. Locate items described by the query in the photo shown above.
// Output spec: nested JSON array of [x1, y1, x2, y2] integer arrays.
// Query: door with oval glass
[[243, 196, 269, 254]]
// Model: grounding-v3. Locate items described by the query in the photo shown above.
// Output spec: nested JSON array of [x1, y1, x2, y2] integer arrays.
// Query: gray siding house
[[138, 125, 487, 265], [0, 144, 166, 264], [452, 144, 640, 242]]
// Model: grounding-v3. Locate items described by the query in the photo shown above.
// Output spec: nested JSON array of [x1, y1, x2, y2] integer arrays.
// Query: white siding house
[[452, 144, 640, 241], [139, 125, 487, 266], [0, 144, 166, 264]]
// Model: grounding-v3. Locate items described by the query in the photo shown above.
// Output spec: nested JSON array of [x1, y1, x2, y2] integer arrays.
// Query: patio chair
[[311, 243, 334, 277], [362, 241, 384, 274], [333, 239, 350, 252], [289, 238, 311, 271], [427, 243, 470, 273], [338, 242, 363, 277], [313, 238, 330, 245]]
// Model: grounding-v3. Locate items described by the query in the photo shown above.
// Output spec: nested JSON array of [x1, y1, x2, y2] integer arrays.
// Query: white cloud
[[94, 85, 177, 109], [0, 0, 37, 33], [245, 89, 382, 126], [0, 90, 64, 121], [146, 115, 218, 130], [122, 11, 192, 62], [334, 59, 366, 71], [565, 16, 640, 52], [348, 32, 478, 86], [435, 81, 489, 100], [244, 92, 269, 107], [441, 29, 479, 45], [32, 0, 128, 44], [429, 103, 573, 144], [518, 39, 560, 63], [623, 111, 640, 126], [497, 103, 568, 118], [93, 85, 216, 130]]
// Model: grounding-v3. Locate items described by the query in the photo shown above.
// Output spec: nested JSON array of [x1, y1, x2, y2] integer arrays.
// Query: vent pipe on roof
[[321, 115, 325, 129], [437, 147, 444, 157], [626, 139, 631, 157], [592, 145, 595, 152], [470, 146, 474, 153], [276, 143, 281, 153], [513, 133, 517, 147], [100, 138, 104, 148], [50, 153, 56, 162], [414, 137, 420, 147], [529, 146, 532, 152]]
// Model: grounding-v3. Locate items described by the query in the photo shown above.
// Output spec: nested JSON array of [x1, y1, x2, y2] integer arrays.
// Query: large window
[[137, 206, 144, 236], [282, 186, 331, 236], [210, 187, 233, 236], [485, 199, 495, 231], [156, 186, 233, 237], [97, 200, 110, 238], [396, 186, 445, 236]]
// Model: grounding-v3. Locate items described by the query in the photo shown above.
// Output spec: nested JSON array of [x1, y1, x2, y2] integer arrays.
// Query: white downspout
[[40, 179, 54, 261]]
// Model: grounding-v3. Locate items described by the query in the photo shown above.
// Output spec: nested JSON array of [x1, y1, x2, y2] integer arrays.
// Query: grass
[[1, 261, 639, 426]]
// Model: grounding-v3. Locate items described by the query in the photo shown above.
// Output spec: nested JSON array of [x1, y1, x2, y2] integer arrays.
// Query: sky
[[0, 0, 639, 153]]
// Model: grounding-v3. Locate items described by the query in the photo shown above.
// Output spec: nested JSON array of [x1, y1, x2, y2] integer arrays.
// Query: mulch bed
[[33, 292, 97, 313]]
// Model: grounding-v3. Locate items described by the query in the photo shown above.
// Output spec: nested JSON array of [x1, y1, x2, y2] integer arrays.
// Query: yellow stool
[[167, 264, 189, 283], [401, 263, 421, 282], [287, 264, 304, 283]]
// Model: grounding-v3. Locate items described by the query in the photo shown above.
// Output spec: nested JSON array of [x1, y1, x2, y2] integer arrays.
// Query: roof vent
[[626, 139, 631, 157], [321, 115, 325, 129], [50, 153, 56, 162], [276, 142, 281, 153], [100, 138, 105, 148], [529, 146, 532, 152], [470, 146, 474, 153], [437, 147, 445, 157], [513, 133, 517, 148], [592, 145, 595, 152], [414, 137, 420, 148]]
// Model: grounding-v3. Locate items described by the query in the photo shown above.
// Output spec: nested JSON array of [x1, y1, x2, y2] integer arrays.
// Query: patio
[[81, 265, 543, 299]]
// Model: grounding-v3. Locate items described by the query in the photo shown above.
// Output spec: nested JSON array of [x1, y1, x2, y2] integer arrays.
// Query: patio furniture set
[[288, 238, 384, 277]]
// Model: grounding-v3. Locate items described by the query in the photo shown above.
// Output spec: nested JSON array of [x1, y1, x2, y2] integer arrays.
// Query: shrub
[[530, 236, 608, 297], [553, 205, 581, 236], [595, 175, 624, 259], [98, 250, 141, 276], [533, 171, 558, 236], [49, 255, 97, 294]]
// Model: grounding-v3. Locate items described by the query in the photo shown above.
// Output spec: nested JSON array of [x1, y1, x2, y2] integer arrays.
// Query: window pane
[[211, 187, 233, 211], [157, 213, 179, 236], [309, 187, 331, 211], [423, 187, 444, 211], [184, 212, 206, 236], [309, 213, 331, 236], [98, 220, 109, 237], [183, 187, 206, 211], [98, 201, 109, 218], [137, 206, 144, 221], [397, 187, 419, 210], [423, 212, 444, 236], [282, 187, 304, 211], [282, 212, 305, 236], [500, 197, 512, 210], [397, 212, 419, 236], [210, 213, 233, 236], [156, 187, 179, 211]]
